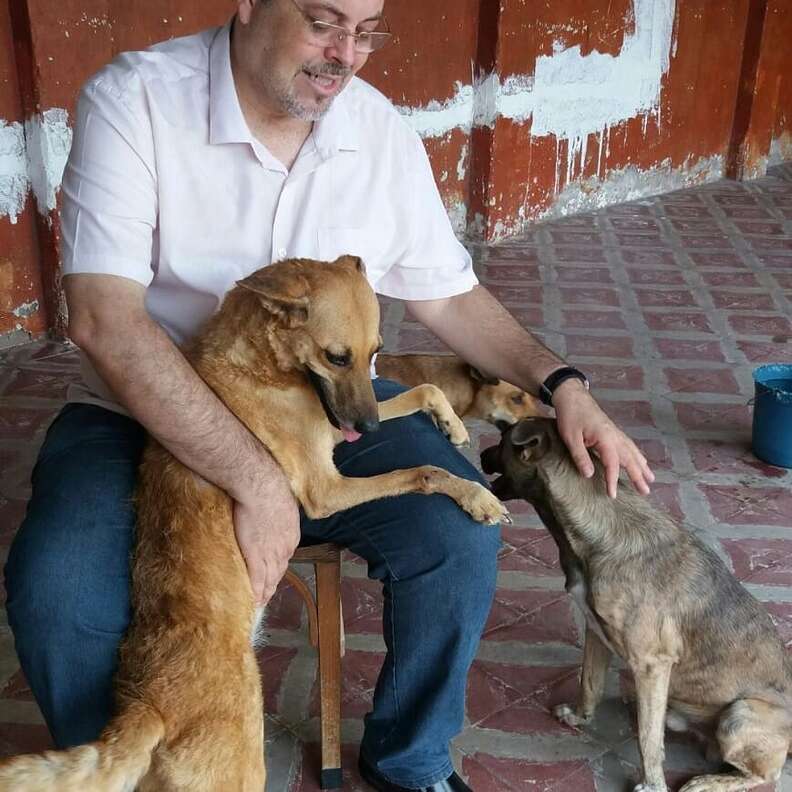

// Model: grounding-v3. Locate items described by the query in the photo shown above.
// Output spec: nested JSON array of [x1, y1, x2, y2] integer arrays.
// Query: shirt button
[[277, 247, 287, 258]]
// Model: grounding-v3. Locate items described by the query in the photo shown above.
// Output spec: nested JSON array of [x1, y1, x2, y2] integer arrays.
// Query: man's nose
[[326, 33, 357, 67]]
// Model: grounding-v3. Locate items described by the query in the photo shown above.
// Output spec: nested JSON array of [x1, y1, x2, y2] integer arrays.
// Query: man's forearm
[[79, 316, 284, 502], [406, 285, 565, 394]]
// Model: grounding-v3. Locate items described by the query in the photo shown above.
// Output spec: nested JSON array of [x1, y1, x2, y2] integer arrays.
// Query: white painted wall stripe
[[0, 109, 72, 224], [398, 0, 677, 185], [0, 121, 29, 224]]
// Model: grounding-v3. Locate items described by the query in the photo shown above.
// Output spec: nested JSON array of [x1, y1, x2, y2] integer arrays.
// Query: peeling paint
[[456, 142, 469, 182], [445, 201, 468, 236], [515, 154, 722, 238], [1, 109, 72, 225], [769, 133, 792, 167], [0, 121, 29, 224], [25, 108, 72, 219], [11, 299, 39, 318]]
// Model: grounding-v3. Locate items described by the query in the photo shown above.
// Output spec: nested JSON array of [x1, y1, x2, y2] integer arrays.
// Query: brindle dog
[[481, 417, 792, 792]]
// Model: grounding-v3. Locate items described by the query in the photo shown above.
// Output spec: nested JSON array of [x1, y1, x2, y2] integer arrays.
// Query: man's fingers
[[598, 445, 620, 498], [561, 430, 595, 478]]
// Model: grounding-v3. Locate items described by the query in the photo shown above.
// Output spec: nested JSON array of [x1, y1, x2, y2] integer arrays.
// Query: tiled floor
[[1, 162, 792, 790]]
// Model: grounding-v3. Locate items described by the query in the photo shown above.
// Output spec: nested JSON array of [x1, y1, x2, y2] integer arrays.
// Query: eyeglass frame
[[286, 0, 392, 53]]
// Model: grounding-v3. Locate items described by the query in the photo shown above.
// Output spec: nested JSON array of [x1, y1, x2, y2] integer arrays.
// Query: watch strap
[[539, 366, 589, 406]]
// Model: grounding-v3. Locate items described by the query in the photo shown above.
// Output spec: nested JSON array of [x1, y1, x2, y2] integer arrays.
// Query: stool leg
[[315, 560, 343, 789]]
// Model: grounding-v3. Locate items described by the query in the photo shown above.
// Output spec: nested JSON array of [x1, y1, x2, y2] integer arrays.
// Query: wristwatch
[[538, 366, 590, 406]]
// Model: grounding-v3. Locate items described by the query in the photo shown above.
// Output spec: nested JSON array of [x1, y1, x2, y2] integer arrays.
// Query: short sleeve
[[372, 127, 478, 301], [60, 74, 158, 287]]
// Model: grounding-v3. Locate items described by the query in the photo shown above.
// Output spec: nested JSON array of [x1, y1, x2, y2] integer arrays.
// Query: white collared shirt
[[60, 21, 476, 411]]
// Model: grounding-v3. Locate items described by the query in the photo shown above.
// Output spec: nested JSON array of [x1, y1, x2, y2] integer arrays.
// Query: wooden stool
[[284, 543, 344, 789]]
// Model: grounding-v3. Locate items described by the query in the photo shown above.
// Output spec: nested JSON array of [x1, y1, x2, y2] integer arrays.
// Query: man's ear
[[469, 365, 500, 386], [237, 263, 309, 327]]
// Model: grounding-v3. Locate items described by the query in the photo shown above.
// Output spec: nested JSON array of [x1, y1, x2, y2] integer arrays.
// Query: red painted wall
[[1, 0, 791, 344]]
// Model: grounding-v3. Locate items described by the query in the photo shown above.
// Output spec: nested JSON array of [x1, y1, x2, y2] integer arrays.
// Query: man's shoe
[[358, 755, 472, 791]]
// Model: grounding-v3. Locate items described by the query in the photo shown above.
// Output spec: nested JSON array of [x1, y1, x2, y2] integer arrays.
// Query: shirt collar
[[209, 17, 360, 156], [209, 19, 252, 146]]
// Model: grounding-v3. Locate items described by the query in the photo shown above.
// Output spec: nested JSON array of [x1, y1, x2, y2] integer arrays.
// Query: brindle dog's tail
[[0, 701, 164, 792]]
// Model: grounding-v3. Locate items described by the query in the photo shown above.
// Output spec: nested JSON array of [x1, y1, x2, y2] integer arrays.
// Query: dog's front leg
[[377, 385, 469, 446], [632, 657, 674, 792], [555, 626, 611, 726], [298, 466, 509, 525]]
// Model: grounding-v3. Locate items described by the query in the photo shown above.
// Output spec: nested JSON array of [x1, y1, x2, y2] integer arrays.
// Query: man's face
[[234, 0, 385, 121]]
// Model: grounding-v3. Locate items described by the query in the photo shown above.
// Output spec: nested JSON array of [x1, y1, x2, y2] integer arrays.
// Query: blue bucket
[[752, 363, 792, 468]]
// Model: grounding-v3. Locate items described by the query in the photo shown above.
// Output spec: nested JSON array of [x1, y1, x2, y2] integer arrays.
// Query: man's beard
[[276, 62, 351, 122]]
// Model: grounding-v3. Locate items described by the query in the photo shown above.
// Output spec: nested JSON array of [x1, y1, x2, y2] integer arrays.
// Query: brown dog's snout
[[354, 416, 380, 434]]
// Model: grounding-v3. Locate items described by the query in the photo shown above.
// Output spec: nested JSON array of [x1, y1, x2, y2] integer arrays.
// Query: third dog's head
[[480, 417, 571, 501], [235, 255, 382, 441]]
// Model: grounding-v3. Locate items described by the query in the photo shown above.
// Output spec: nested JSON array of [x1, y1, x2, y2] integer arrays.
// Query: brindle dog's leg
[[555, 627, 611, 726], [679, 699, 789, 792], [632, 658, 674, 792]]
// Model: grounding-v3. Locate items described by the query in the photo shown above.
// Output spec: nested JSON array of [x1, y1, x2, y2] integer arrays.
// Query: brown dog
[[481, 418, 792, 792], [0, 256, 507, 792], [375, 353, 544, 428]]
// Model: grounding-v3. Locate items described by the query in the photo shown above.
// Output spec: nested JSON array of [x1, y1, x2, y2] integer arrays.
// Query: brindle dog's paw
[[460, 483, 510, 525], [553, 703, 590, 728]]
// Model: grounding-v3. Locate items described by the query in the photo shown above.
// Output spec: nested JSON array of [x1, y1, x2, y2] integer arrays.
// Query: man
[[4, 1, 654, 790]]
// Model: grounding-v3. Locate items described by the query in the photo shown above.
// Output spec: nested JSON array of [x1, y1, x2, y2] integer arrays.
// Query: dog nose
[[354, 418, 380, 434]]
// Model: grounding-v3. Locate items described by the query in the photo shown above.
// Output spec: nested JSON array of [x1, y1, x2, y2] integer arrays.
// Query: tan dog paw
[[553, 703, 589, 727], [459, 483, 509, 525], [436, 411, 470, 447], [634, 784, 668, 792]]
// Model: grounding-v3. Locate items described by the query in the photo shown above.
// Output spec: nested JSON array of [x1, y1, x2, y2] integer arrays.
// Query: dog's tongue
[[341, 427, 362, 443]]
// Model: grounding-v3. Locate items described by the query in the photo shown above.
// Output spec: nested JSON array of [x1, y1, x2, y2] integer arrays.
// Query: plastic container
[[751, 363, 792, 468]]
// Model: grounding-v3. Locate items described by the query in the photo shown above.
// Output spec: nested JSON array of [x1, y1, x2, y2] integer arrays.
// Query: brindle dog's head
[[480, 417, 569, 501], [236, 255, 382, 439]]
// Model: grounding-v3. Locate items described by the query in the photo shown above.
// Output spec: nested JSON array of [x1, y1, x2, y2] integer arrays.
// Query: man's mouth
[[301, 66, 348, 96]]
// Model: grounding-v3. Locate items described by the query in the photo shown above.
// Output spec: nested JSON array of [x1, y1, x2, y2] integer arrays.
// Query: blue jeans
[[5, 379, 500, 788]]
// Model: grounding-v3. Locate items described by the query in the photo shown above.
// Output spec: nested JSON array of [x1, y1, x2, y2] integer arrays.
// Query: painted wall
[[1, 0, 791, 343]]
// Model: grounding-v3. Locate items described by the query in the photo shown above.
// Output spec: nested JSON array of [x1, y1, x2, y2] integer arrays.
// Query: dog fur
[[481, 417, 792, 792], [375, 353, 544, 428], [0, 256, 507, 792]]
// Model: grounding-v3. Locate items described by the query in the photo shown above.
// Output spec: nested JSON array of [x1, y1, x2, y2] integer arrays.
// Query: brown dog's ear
[[236, 265, 309, 327], [469, 365, 500, 385], [335, 254, 367, 276]]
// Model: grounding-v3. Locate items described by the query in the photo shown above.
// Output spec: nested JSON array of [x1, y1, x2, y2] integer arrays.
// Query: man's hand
[[233, 472, 301, 605], [552, 379, 655, 498]]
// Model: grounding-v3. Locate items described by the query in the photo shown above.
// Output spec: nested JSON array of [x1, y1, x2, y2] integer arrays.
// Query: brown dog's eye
[[511, 393, 524, 405], [325, 350, 351, 367]]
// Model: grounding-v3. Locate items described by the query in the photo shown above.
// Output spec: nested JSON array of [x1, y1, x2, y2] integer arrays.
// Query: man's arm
[[406, 284, 655, 497], [65, 273, 300, 604]]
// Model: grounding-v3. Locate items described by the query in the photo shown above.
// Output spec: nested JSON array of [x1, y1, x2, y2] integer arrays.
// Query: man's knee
[[394, 493, 501, 593]]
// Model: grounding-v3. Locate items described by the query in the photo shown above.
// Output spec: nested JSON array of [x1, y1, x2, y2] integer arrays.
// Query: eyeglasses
[[288, 0, 392, 53]]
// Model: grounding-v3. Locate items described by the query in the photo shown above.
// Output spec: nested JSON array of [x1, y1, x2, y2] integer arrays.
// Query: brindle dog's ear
[[469, 366, 500, 386], [510, 419, 549, 463], [237, 266, 309, 327]]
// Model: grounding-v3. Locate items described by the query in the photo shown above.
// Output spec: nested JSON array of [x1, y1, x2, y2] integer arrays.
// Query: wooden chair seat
[[284, 543, 344, 789]]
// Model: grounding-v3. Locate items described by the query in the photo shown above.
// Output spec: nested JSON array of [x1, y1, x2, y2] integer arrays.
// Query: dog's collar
[[306, 368, 341, 431]]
